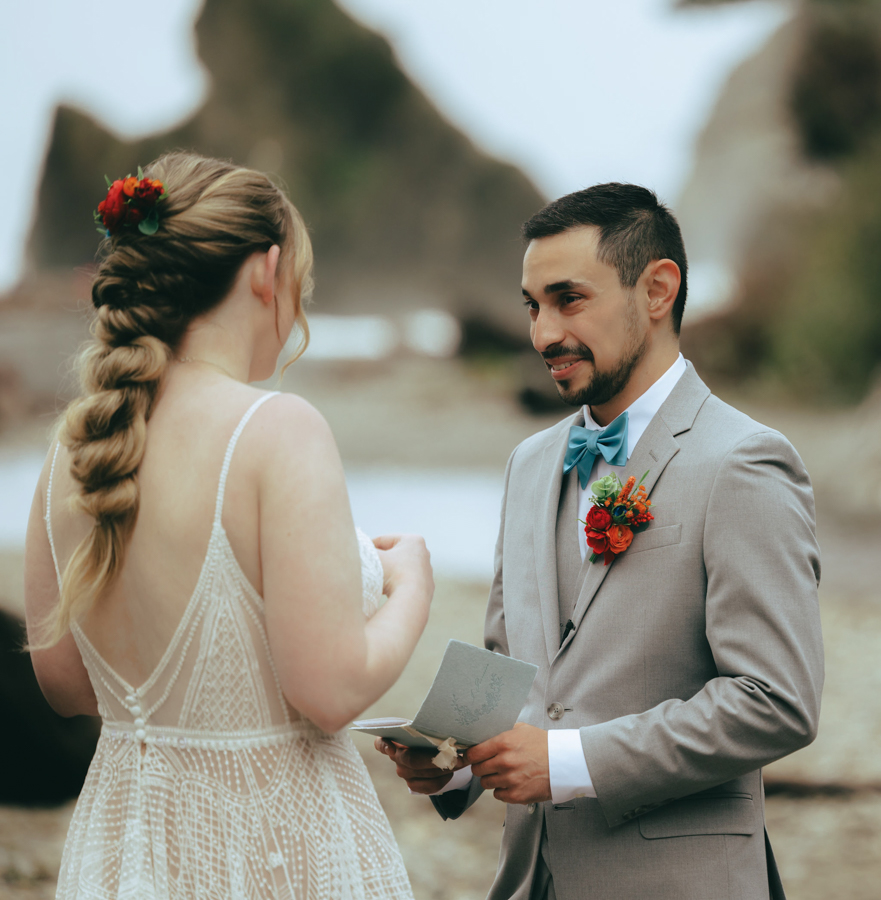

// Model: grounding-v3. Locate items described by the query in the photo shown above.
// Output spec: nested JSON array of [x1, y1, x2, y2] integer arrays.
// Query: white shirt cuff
[[408, 764, 473, 796], [548, 729, 596, 804]]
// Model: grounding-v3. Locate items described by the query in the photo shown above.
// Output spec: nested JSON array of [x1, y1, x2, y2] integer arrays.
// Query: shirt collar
[[582, 353, 687, 459]]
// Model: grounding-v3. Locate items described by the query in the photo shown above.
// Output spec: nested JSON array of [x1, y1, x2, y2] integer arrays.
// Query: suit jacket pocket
[[639, 794, 755, 839], [627, 523, 682, 556]]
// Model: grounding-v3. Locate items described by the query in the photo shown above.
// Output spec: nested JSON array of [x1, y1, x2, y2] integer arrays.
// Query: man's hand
[[374, 738, 466, 794], [465, 723, 551, 804]]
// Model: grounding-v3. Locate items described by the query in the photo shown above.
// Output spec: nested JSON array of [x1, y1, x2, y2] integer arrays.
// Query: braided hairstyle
[[39, 152, 313, 648]]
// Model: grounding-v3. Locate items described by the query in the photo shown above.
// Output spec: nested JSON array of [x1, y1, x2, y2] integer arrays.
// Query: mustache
[[541, 345, 594, 363]]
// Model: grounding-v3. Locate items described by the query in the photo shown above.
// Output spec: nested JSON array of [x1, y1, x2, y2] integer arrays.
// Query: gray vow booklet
[[350, 640, 539, 750]]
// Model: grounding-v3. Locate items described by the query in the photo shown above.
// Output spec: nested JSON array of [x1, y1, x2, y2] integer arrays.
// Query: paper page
[[411, 640, 538, 747]]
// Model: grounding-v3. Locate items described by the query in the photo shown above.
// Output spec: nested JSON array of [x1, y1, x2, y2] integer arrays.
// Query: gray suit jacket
[[433, 364, 824, 900]]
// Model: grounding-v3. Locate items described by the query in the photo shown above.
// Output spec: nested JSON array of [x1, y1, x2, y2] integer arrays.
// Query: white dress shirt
[[434, 354, 688, 803]]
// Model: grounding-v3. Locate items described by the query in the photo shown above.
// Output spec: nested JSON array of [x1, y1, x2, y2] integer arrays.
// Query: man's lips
[[544, 357, 590, 380]]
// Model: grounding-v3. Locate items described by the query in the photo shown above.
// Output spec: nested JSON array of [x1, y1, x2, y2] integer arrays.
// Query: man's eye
[[561, 294, 581, 304], [523, 300, 538, 312]]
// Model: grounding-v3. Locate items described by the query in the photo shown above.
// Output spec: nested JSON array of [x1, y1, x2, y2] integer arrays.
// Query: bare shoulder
[[236, 391, 344, 498], [243, 390, 336, 460]]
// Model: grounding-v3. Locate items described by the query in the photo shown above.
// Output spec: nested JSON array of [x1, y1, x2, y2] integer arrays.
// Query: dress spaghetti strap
[[43, 392, 280, 596], [214, 391, 279, 526]]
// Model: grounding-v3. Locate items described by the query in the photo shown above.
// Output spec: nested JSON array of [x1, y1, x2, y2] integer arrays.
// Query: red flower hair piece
[[94, 167, 166, 237]]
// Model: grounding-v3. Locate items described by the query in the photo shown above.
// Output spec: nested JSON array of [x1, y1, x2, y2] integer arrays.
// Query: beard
[[544, 312, 648, 408]]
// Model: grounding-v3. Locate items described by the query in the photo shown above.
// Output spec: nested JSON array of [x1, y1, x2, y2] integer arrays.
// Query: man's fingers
[[464, 736, 501, 766], [478, 774, 506, 792], [470, 753, 508, 779], [376, 739, 437, 770], [396, 764, 440, 782], [406, 776, 452, 795], [396, 747, 441, 771]]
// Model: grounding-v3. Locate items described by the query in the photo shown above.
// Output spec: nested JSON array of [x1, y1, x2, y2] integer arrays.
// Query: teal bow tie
[[563, 412, 629, 489]]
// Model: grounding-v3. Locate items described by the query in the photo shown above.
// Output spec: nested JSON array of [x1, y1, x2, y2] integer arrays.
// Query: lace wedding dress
[[46, 393, 414, 900]]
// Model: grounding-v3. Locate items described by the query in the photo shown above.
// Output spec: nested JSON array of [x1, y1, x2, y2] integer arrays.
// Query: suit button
[[547, 702, 565, 720], [527, 802, 537, 814]]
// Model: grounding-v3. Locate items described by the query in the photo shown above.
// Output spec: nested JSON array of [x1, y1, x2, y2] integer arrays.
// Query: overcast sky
[[0, 0, 788, 293]]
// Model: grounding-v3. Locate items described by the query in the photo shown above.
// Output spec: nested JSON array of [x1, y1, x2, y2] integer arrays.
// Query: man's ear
[[249, 245, 281, 307], [645, 259, 680, 322]]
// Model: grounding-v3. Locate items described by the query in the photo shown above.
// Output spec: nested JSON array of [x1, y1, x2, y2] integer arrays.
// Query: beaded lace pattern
[[46, 393, 412, 900]]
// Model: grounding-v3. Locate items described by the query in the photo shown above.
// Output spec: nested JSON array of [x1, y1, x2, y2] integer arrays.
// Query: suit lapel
[[534, 412, 581, 665], [559, 364, 711, 653]]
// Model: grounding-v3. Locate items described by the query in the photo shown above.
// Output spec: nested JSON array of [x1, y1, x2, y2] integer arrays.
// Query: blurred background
[[1, 0, 880, 897]]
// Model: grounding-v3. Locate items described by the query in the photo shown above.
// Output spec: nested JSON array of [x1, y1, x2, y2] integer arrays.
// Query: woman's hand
[[373, 534, 434, 600]]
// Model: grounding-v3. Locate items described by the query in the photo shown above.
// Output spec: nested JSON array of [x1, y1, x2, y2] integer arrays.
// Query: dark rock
[[25, 0, 544, 342], [0, 610, 99, 806], [677, 0, 881, 402]]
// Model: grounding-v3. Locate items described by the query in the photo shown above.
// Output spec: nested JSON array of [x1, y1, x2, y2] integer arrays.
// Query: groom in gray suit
[[376, 184, 824, 900]]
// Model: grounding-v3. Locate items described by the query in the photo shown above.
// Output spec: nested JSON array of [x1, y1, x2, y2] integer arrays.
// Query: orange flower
[[616, 476, 636, 503], [122, 176, 139, 197], [607, 524, 633, 554]]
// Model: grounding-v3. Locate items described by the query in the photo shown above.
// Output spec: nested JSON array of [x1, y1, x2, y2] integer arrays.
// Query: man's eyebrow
[[544, 280, 589, 294], [522, 280, 592, 299]]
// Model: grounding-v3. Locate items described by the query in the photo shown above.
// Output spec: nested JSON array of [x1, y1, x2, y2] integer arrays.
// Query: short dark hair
[[522, 183, 688, 334]]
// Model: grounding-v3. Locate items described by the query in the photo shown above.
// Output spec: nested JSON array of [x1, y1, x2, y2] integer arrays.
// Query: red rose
[[586, 506, 612, 531], [134, 178, 164, 204], [125, 205, 145, 226], [97, 180, 127, 233], [585, 529, 610, 555]]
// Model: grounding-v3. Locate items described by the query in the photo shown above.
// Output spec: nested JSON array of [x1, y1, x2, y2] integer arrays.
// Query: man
[[376, 184, 823, 900]]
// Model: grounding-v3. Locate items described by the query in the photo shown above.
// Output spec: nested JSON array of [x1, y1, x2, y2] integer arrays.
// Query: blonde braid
[[35, 307, 169, 646], [34, 151, 313, 649]]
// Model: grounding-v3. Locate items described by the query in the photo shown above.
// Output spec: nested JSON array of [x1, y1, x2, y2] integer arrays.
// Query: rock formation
[[679, 0, 881, 401], [24, 0, 543, 346]]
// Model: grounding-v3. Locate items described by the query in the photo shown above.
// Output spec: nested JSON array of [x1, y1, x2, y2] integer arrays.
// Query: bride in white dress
[[23, 152, 433, 899]]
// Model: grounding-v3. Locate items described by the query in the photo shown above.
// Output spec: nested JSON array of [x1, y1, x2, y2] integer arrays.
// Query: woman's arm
[[23, 457, 99, 718], [258, 395, 433, 733]]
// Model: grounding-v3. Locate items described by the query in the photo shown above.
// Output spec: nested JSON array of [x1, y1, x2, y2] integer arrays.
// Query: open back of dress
[[47, 393, 412, 900]]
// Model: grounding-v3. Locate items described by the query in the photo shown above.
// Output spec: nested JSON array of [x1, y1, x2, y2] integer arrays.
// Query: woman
[[23, 152, 433, 899]]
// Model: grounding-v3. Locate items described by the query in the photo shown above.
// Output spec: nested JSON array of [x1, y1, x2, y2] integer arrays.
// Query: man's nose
[[531, 309, 565, 354]]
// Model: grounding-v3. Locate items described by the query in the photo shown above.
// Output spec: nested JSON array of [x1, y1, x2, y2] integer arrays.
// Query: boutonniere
[[580, 472, 654, 566]]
